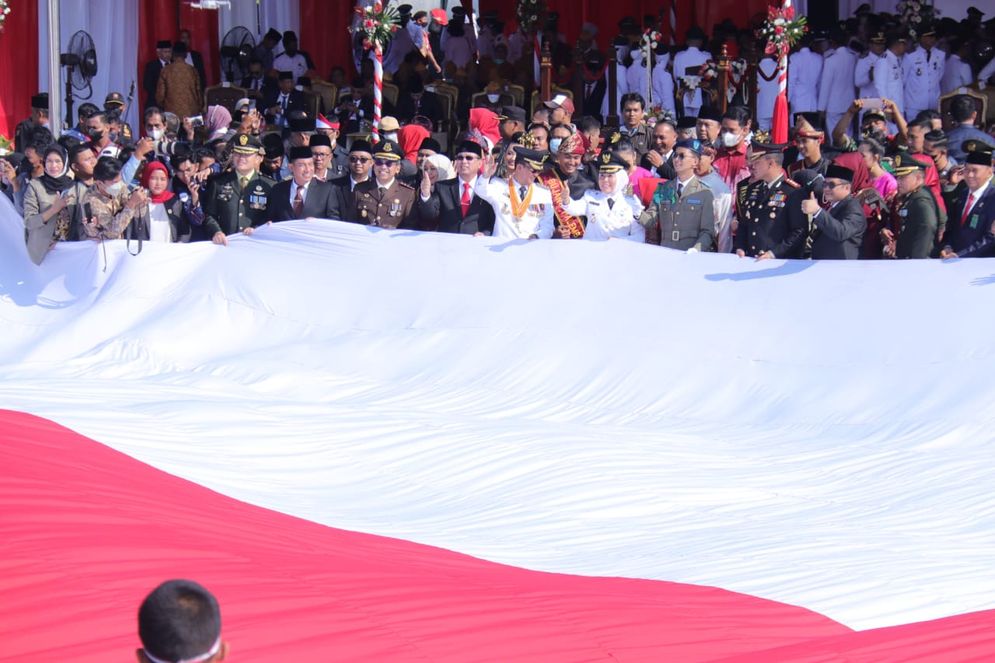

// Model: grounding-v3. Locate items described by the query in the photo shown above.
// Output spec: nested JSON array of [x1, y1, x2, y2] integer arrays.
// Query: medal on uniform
[[390, 199, 401, 216]]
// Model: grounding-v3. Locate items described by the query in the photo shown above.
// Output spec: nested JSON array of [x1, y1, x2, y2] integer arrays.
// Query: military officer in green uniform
[[735, 141, 803, 259], [203, 134, 276, 246], [353, 140, 418, 229], [639, 138, 715, 252], [882, 153, 939, 259]]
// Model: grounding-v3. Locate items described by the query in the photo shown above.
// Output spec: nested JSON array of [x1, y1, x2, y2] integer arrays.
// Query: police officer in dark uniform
[[202, 134, 275, 245], [353, 140, 418, 229], [735, 141, 804, 259]]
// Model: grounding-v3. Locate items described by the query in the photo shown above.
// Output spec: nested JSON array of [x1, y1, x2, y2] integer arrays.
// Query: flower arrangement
[[349, 1, 400, 52], [516, 0, 546, 34], [645, 106, 676, 129], [759, 5, 807, 59], [0, 134, 12, 155], [0, 0, 10, 32], [641, 29, 662, 51], [897, 0, 940, 40]]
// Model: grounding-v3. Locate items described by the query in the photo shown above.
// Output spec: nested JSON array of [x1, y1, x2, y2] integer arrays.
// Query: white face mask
[[721, 131, 740, 148], [384, 131, 398, 142], [149, 128, 164, 140], [549, 138, 563, 153], [487, 93, 500, 103], [104, 181, 125, 197]]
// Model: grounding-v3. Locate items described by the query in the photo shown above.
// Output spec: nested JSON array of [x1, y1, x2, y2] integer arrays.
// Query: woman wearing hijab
[[422, 154, 455, 186], [398, 124, 431, 165], [204, 105, 233, 142], [22, 145, 78, 264], [564, 152, 645, 241], [138, 161, 191, 243]]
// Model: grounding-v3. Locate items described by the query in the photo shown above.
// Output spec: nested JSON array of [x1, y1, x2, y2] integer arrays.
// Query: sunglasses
[[454, 155, 479, 161], [349, 156, 371, 163], [373, 159, 396, 167]]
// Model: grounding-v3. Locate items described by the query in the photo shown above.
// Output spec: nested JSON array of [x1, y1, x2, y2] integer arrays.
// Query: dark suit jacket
[[580, 78, 607, 122], [943, 183, 995, 254], [395, 91, 446, 128], [189, 50, 207, 92], [326, 175, 365, 222], [264, 179, 334, 224], [142, 59, 167, 110], [418, 177, 496, 235], [810, 196, 866, 260], [262, 89, 308, 124]]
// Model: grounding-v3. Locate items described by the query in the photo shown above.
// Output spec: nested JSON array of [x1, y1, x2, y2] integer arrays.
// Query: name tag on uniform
[[899, 209, 908, 217], [970, 214, 979, 229], [686, 197, 702, 205]]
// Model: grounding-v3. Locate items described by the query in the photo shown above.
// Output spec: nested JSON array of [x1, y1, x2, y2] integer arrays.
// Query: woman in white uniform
[[564, 152, 645, 242]]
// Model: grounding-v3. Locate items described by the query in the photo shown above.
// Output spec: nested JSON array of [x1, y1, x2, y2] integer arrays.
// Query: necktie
[[461, 181, 471, 217], [293, 185, 304, 216], [379, 186, 387, 199], [519, 185, 527, 200], [961, 193, 975, 226], [607, 198, 615, 210], [239, 176, 249, 191], [280, 94, 288, 112], [677, 182, 684, 199]]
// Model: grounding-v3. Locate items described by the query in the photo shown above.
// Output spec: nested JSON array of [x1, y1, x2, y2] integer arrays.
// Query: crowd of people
[[2, 5, 995, 266]]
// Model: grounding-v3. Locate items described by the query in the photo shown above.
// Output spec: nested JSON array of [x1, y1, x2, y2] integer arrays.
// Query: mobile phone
[[190, 115, 204, 128], [860, 98, 883, 111]]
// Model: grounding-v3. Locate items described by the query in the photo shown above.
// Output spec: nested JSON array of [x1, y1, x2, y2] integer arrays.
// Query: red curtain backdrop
[[300, 0, 354, 81], [478, 0, 772, 49], [138, 0, 219, 112], [0, 0, 40, 139]]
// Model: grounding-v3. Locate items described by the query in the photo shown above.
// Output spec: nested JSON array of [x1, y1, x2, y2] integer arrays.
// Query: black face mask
[[862, 128, 887, 144], [88, 129, 104, 142]]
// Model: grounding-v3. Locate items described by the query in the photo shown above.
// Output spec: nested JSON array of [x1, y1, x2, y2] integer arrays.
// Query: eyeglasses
[[824, 180, 849, 189], [673, 153, 692, 160], [373, 159, 395, 167], [349, 156, 371, 163], [454, 155, 478, 161]]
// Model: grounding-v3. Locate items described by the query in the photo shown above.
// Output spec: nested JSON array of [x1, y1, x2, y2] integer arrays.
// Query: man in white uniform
[[903, 27, 945, 121], [601, 38, 632, 121], [942, 40, 973, 94], [476, 148, 554, 240], [651, 51, 677, 116], [788, 37, 822, 116], [872, 33, 908, 133], [673, 26, 712, 119], [818, 30, 858, 140], [755, 54, 779, 132]]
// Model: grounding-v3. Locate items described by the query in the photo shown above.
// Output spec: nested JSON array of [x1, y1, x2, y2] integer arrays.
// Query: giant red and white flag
[[2, 194, 995, 661]]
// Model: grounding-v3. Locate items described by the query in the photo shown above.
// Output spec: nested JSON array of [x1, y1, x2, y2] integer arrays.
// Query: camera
[[154, 139, 192, 159], [189, 115, 204, 128]]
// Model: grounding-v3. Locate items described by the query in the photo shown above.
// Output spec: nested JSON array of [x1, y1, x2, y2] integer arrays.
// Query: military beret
[[675, 138, 704, 155]]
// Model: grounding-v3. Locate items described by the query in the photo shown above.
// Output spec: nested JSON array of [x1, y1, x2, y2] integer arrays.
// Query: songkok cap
[[677, 116, 698, 130], [420, 137, 443, 153], [598, 151, 627, 173], [278, 70, 294, 81], [454, 140, 483, 157], [287, 113, 313, 133], [262, 133, 284, 159], [543, 94, 575, 114], [697, 107, 722, 123], [265, 28, 282, 42], [675, 138, 704, 155], [373, 140, 403, 161], [288, 145, 313, 162], [31, 93, 49, 110], [232, 133, 263, 155], [349, 139, 373, 154], [308, 133, 332, 149], [967, 6, 984, 17], [891, 152, 930, 176], [283, 31, 298, 42], [156, 40, 172, 49], [825, 164, 854, 182], [104, 91, 125, 108], [963, 139, 995, 166], [396, 4, 413, 15], [515, 148, 546, 171], [379, 116, 400, 133], [500, 105, 526, 123]]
